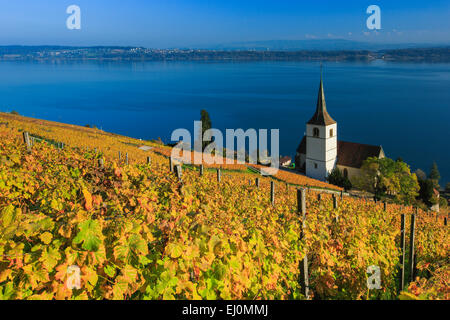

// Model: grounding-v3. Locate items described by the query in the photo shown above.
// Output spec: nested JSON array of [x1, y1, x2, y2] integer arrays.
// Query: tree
[[10, 110, 19, 115], [328, 167, 343, 185], [327, 167, 352, 191], [355, 157, 419, 204], [342, 177, 353, 192], [414, 169, 427, 182], [200, 110, 212, 151], [429, 162, 440, 189], [418, 179, 438, 206]]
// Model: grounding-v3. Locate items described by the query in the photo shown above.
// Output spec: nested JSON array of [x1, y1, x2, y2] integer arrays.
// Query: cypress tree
[[429, 162, 440, 189], [200, 110, 212, 151]]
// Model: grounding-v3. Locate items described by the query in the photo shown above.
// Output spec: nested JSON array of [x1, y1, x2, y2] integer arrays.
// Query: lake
[[0, 60, 449, 185]]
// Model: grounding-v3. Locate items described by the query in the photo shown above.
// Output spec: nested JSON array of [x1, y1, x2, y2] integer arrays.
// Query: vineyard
[[0, 113, 448, 300]]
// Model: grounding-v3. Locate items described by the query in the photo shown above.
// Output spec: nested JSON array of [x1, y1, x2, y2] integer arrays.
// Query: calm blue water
[[0, 60, 449, 185]]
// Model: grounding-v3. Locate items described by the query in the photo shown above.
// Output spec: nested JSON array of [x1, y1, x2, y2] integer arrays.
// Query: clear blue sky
[[0, 0, 449, 47]]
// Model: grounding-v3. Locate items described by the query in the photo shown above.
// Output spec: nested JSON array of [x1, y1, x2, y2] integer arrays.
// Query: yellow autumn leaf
[[40, 232, 53, 244], [169, 243, 183, 259], [82, 188, 93, 211], [399, 291, 419, 300]]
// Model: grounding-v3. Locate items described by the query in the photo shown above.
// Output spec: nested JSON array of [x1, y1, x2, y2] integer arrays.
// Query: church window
[[330, 128, 333, 137], [313, 128, 319, 137], [314, 163, 318, 169]]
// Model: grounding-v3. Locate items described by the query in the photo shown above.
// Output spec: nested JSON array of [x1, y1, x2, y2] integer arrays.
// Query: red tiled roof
[[337, 141, 383, 168], [280, 156, 291, 164]]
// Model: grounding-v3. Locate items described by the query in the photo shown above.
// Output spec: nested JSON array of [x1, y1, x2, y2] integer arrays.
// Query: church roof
[[307, 71, 336, 126], [336, 141, 384, 168], [296, 136, 307, 153], [296, 137, 384, 168]]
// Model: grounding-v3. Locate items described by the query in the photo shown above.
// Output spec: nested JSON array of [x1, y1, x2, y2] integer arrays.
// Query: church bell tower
[[305, 68, 337, 181]]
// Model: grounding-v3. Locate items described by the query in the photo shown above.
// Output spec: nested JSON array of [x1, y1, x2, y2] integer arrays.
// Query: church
[[295, 71, 385, 182]]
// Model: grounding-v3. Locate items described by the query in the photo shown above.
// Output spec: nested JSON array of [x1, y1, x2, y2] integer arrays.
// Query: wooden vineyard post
[[317, 193, 322, 210], [340, 190, 343, 200], [125, 153, 129, 165], [147, 156, 151, 165], [384, 202, 387, 211], [399, 214, 406, 292], [270, 181, 275, 206], [332, 194, 338, 222], [255, 177, 260, 188], [217, 168, 221, 182], [200, 164, 204, 176], [98, 158, 104, 169], [169, 157, 174, 172], [23, 132, 31, 153], [409, 211, 416, 283], [175, 165, 182, 180], [445, 217, 447, 226], [297, 188, 310, 300], [298, 188, 306, 218], [119, 151, 121, 161]]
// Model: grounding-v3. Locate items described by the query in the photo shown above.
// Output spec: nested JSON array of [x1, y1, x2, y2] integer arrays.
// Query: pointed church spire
[[307, 65, 336, 126]]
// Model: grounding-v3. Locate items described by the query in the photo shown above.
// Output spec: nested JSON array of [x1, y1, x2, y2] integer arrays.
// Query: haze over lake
[[0, 60, 449, 185]]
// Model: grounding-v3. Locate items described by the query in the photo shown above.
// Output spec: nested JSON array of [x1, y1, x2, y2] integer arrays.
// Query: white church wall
[[326, 123, 337, 139], [325, 148, 337, 161], [306, 123, 337, 138], [305, 123, 337, 181], [336, 165, 362, 184], [305, 157, 336, 181], [325, 158, 337, 176], [306, 124, 322, 138], [305, 159, 327, 181], [306, 136, 325, 161]]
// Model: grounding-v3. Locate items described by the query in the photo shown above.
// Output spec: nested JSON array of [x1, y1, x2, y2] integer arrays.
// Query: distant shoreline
[[1, 46, 449, 63]]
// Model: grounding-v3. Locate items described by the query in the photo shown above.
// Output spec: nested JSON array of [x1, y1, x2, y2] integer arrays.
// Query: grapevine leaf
[[40, 232, 53, 244], [73, 219, 102, 252], [82, 189, 93, 211]]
